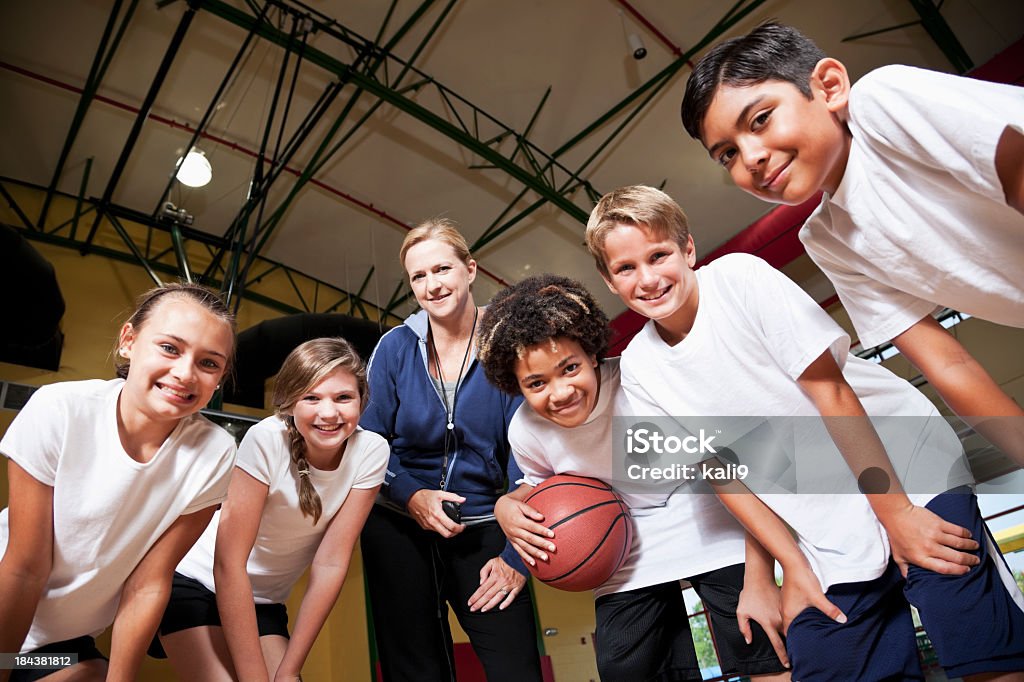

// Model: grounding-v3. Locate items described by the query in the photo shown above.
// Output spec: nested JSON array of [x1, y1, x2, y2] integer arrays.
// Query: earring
[[118, 348, 128, 358]]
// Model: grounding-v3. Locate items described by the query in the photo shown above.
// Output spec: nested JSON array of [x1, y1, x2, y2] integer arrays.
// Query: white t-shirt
[[0, 379, 236, 652], [620, 254, 973, 590], [176, 416, 388, 604], [508, 358, 746, 598], [800, 64, 1024, 348]]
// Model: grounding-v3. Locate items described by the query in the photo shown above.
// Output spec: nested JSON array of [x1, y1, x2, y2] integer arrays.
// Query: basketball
[[523, 475, 633, 592]]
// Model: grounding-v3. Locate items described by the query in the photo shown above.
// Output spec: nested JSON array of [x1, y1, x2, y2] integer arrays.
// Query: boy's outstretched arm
[[494, 483, 555, 567], [995, 125, 1024, 215], [892, 315, 1024, 465], [797, 350, 982, 576], [707, 469, 846, 636]]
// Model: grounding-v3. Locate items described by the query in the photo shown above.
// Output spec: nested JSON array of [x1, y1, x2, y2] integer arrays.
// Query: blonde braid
[[285, 417, 324, 525]]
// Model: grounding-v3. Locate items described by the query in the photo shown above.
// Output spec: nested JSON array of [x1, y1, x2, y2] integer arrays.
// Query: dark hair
[[272, 337, 369, 525], [477, 274, 611, 395], [681, 21, 826, 142], [114, 282, 236, 380]]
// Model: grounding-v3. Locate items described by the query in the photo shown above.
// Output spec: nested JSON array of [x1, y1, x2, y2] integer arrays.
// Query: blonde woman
[[157, 338, 388, 681], [360, 219, 542, 681]]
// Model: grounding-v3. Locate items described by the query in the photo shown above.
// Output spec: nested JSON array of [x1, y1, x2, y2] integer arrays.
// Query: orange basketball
[[524, 475, 633, 592]]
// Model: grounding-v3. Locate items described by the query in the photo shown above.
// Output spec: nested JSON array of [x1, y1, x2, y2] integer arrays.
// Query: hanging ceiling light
[[175, 148, 212, 188]]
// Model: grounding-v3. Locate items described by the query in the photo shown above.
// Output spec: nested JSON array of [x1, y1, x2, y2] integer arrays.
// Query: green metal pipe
[[70, 157, 94, 240], [170, 222, 193, 282], [106, 212, 163, 285], [38, 0, 138, 229], [0, 182, 36, 231], [84, 4, 197, 249]]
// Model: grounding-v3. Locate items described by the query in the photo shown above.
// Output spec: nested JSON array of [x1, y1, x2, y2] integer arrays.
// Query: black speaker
[[0, 226, 65, 371], [226, 313, 388, 408]]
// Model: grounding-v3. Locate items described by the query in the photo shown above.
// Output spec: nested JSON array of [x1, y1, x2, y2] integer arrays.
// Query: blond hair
[[584, 185, 691, 278], [399, 218, 473, 269], [272, 337, 368, 525]]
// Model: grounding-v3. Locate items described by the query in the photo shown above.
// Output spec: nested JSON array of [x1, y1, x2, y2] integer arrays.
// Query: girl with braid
[[157, 338, 388, 681], [479, 274, 791, 682]]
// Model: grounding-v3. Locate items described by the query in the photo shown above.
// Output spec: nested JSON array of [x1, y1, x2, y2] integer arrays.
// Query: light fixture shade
[[176, 149, 212, 188]]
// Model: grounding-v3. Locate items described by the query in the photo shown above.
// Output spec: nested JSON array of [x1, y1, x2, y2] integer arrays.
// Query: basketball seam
[[541, 512, 631, 584], [546, 499, 622, 530]]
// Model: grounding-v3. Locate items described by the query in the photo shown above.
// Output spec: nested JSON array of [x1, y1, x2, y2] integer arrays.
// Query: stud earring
[[118, 348, 128, 358]]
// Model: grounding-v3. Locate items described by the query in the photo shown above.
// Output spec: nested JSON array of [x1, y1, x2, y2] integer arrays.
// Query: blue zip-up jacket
[[360, 309, 527, 574]]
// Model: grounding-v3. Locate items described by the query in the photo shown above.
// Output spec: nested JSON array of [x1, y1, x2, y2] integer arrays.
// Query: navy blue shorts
[[786, 561, 922, 681], [149, 571, 289, 658], [904, 488, 1024, 677]]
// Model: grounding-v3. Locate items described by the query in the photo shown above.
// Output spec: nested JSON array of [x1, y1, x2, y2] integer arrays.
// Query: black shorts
[[149, 572, 290, 658], [594, 563, 787, 681], [10, 636, 106, 682]]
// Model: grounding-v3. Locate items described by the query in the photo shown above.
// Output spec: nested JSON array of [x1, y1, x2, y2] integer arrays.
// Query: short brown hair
[[585, 185, 691, 278]]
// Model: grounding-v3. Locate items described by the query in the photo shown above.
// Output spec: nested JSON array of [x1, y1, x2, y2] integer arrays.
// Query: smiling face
[[514, 337, 599, 429], [600, 223, 699, 345], [403, 237, 477, 323], [700, 60, 851, 205], [288, 367, 362, 466], [118, 296, 233, 424]]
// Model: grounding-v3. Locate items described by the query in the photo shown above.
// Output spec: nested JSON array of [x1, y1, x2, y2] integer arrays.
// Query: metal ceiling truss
[[26, 0, 766, 319], [3, 176, 402, 325]]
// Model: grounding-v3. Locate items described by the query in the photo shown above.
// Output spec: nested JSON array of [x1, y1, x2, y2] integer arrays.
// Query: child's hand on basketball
[[468, 556, 526, 612], [780, 562, 846, 635], [407, 489, 466, 538], [737, 577, 789, 668], [883, 503, 979, 577], [494, 494, 555, 566]]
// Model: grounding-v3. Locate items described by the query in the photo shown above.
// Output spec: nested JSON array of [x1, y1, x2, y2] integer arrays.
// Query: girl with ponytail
[[157, 338, 387, 681]]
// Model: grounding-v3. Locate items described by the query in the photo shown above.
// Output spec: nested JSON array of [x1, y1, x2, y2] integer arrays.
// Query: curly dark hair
[[478, 274, 611, 395]]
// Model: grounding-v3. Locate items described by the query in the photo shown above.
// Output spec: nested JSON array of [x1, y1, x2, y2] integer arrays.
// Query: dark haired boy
[[478, 273, 792, 681], [680, 21, 1024, 466]]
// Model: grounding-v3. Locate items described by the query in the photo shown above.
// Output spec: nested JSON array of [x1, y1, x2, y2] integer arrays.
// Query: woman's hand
[[407, 489, 466, 538], [468, 557, 526, 613]]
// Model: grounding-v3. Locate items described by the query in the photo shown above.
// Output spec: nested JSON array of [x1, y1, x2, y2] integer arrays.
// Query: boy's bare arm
[[892, 316, 1024, 465], [797, 351, 981, 576], [708, 472, 845, 634], [995, 125, 1024, 215]]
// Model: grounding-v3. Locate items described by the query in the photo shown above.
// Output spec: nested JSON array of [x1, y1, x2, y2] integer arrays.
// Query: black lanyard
[[428, 307, 478, 490]]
